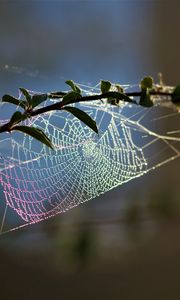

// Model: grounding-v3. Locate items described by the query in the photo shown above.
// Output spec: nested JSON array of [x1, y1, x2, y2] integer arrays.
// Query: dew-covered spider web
[[0, 82, 179, 234]]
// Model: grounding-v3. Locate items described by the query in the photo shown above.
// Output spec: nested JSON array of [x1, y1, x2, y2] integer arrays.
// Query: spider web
[[0, 83, 179, 234]]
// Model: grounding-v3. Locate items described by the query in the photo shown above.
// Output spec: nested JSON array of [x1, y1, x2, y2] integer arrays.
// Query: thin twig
[[0, 89, 176, 134]]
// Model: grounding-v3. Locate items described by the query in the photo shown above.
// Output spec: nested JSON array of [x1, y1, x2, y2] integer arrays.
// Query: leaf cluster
[[0, 76, 179, 149]]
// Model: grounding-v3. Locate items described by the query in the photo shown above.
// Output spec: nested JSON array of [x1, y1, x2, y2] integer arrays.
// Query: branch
[[31, 91, 135, 117], [0, 77, 179, 148]]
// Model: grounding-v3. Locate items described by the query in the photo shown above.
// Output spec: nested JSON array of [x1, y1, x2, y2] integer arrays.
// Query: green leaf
[[65, 80, 81, 94], [30, 93, 48, 109], [2, 94, 26, 109], [62, 91, 82, 106], [100, 80, 111, 93], [12, 125, 53, 149], [140, 76, 153, 107], [19, 87, 31, 103], [140, 76, 153, 90], [62, 106, 98, 134], [172, 85, 180, 104], [10, 111, 27, 125], [105, 91, 133, 103], [115, 84, 124, 93], [139, 90, 153, 107]]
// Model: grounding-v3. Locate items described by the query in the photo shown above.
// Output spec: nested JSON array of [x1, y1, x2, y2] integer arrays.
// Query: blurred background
[[0, 1, 180, 299]]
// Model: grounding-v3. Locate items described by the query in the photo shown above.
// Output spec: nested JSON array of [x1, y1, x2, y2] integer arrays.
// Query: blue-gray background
[[1, 0, 180, 94], [0, 1, 180, 300]]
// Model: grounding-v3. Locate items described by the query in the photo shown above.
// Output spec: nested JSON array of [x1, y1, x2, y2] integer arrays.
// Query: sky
[[0, 0, 174, 94]]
